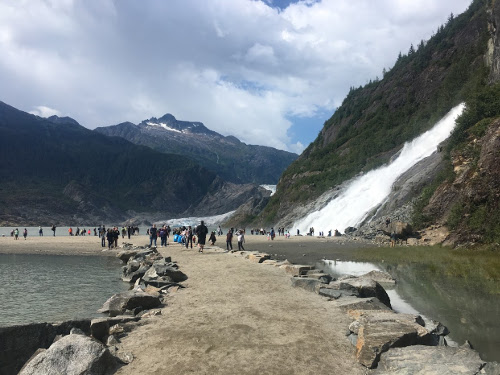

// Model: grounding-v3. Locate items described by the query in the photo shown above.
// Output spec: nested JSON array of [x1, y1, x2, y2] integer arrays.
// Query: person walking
[[209, 231, 217, 245], [101, 228, 106, 247], [196, 220, 208, 253], [51, 224, 56, 236], [106, 229, 114, 249], [14, 228, 19, 240], [23, 228, 28, 240], [226, 229, 233, 251], [185, 226, 193, 249], [39, 226, 43, 236], [237, 230, 245, 250], [149, 224, 158, 247]]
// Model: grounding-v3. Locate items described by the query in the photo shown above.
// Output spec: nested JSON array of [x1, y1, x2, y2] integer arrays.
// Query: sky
[[0, 0, 472, 153]]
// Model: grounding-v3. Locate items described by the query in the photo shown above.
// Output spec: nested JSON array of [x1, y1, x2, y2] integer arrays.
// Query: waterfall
[[294, 103, 465, 234]]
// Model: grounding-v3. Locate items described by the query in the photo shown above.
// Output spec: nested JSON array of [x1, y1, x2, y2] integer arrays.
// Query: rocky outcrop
[[18, 332, 117, 375], [372, 345, 485, 374]]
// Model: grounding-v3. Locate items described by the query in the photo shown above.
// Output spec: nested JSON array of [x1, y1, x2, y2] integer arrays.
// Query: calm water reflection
[[318, 260, 500, 362]]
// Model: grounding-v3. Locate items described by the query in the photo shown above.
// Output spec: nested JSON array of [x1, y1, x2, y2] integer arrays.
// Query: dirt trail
[[115, 238, 367, 375]]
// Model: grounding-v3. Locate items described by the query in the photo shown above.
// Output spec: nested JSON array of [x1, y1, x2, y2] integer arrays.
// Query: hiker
[[226, 228, 233, 251], [195, 221, 208, 253], [185, 226, 193, 249], [237, 230, 245, 250], [149, 224, 158, 247], [209, 231, 217, 245]]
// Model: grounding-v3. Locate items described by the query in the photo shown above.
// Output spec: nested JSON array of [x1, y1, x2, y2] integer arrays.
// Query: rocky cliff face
[[424, 118, 500, 245]]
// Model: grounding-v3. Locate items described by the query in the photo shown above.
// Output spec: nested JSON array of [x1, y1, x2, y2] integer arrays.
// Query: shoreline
[[0, 233, 374, 262], [2, 235, 497, 373]]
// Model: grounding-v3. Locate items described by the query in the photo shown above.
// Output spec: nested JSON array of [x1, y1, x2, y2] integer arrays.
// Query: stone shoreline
[[1, 237, 499, 374]]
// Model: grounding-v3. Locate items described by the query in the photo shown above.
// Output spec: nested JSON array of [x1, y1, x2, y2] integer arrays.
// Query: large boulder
[[98, 291, 161, 317], [290, 277, 326, 292], [116, 250, 138, 264], [142, 260, 187, 284], [122, 264, 151, 283], [90, 316, 140, 342], [372, 345, 485, 374], [19, 333, 116, 375], [354, 311, 431, 368], [339, 277, 391, 308], [379, 221, 413, 238]]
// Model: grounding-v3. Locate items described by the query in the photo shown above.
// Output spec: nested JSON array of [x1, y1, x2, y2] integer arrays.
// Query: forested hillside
[[0, 102, 263, 225], [259, 0, 495, 244]]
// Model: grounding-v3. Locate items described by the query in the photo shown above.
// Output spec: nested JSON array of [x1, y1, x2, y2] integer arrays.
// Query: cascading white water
[[294, 103, 465, 234]]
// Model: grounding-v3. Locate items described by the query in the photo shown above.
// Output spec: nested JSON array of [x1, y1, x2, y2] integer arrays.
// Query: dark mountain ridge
[[95, 114, 297, 185], [0, 102, 268, 225]]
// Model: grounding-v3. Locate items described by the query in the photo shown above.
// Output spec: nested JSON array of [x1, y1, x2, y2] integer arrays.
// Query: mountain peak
[[139, 113, 217, 136]]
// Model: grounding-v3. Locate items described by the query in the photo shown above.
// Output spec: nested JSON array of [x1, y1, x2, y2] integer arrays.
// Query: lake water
[[318, 260, 500, 362], [0, 253, 130, 327]]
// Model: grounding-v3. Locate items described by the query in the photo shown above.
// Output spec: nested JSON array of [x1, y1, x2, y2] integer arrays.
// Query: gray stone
[[0, 320, 91, 375], [142, 260, 187, 283], [98, 291, 161, 317], [425, 319, 450, 336], [354, 311, 431, 368], [481, 362, 500, 375], [279, 264, 315, 276], [122, 264, 151, 283], [18, 334, 116, 375], [106, 335, 119, 346], [333, 297, 392, 312], [116, 250, 138, 264], [319, 288, 344, 299], [339, 277, 392, 308], [90, 318, 110, 342], [373, 345, 485, 374], [360, 270, 396, 285], [347, 333, 358, 346], [290, 277, 326, 292], [70, 328, 85, 335], [306, 272, 333, 284], [91, 316, 140, 341]]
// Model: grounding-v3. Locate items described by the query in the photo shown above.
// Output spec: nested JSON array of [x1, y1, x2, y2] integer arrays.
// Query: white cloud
[[0, 0, 472, 152], [30, 105, 61, 118]]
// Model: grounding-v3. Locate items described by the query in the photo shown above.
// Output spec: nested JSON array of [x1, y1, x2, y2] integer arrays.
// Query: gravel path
[[114, 237, 367, 375]]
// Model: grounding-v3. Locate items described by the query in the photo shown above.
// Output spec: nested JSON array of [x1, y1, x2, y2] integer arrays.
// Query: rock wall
[[0, 320, 90, 375]]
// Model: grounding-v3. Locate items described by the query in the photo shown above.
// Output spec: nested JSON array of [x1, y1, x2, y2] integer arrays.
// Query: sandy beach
[[0, 232, 373, 263], [1, 234, 371, 374]]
